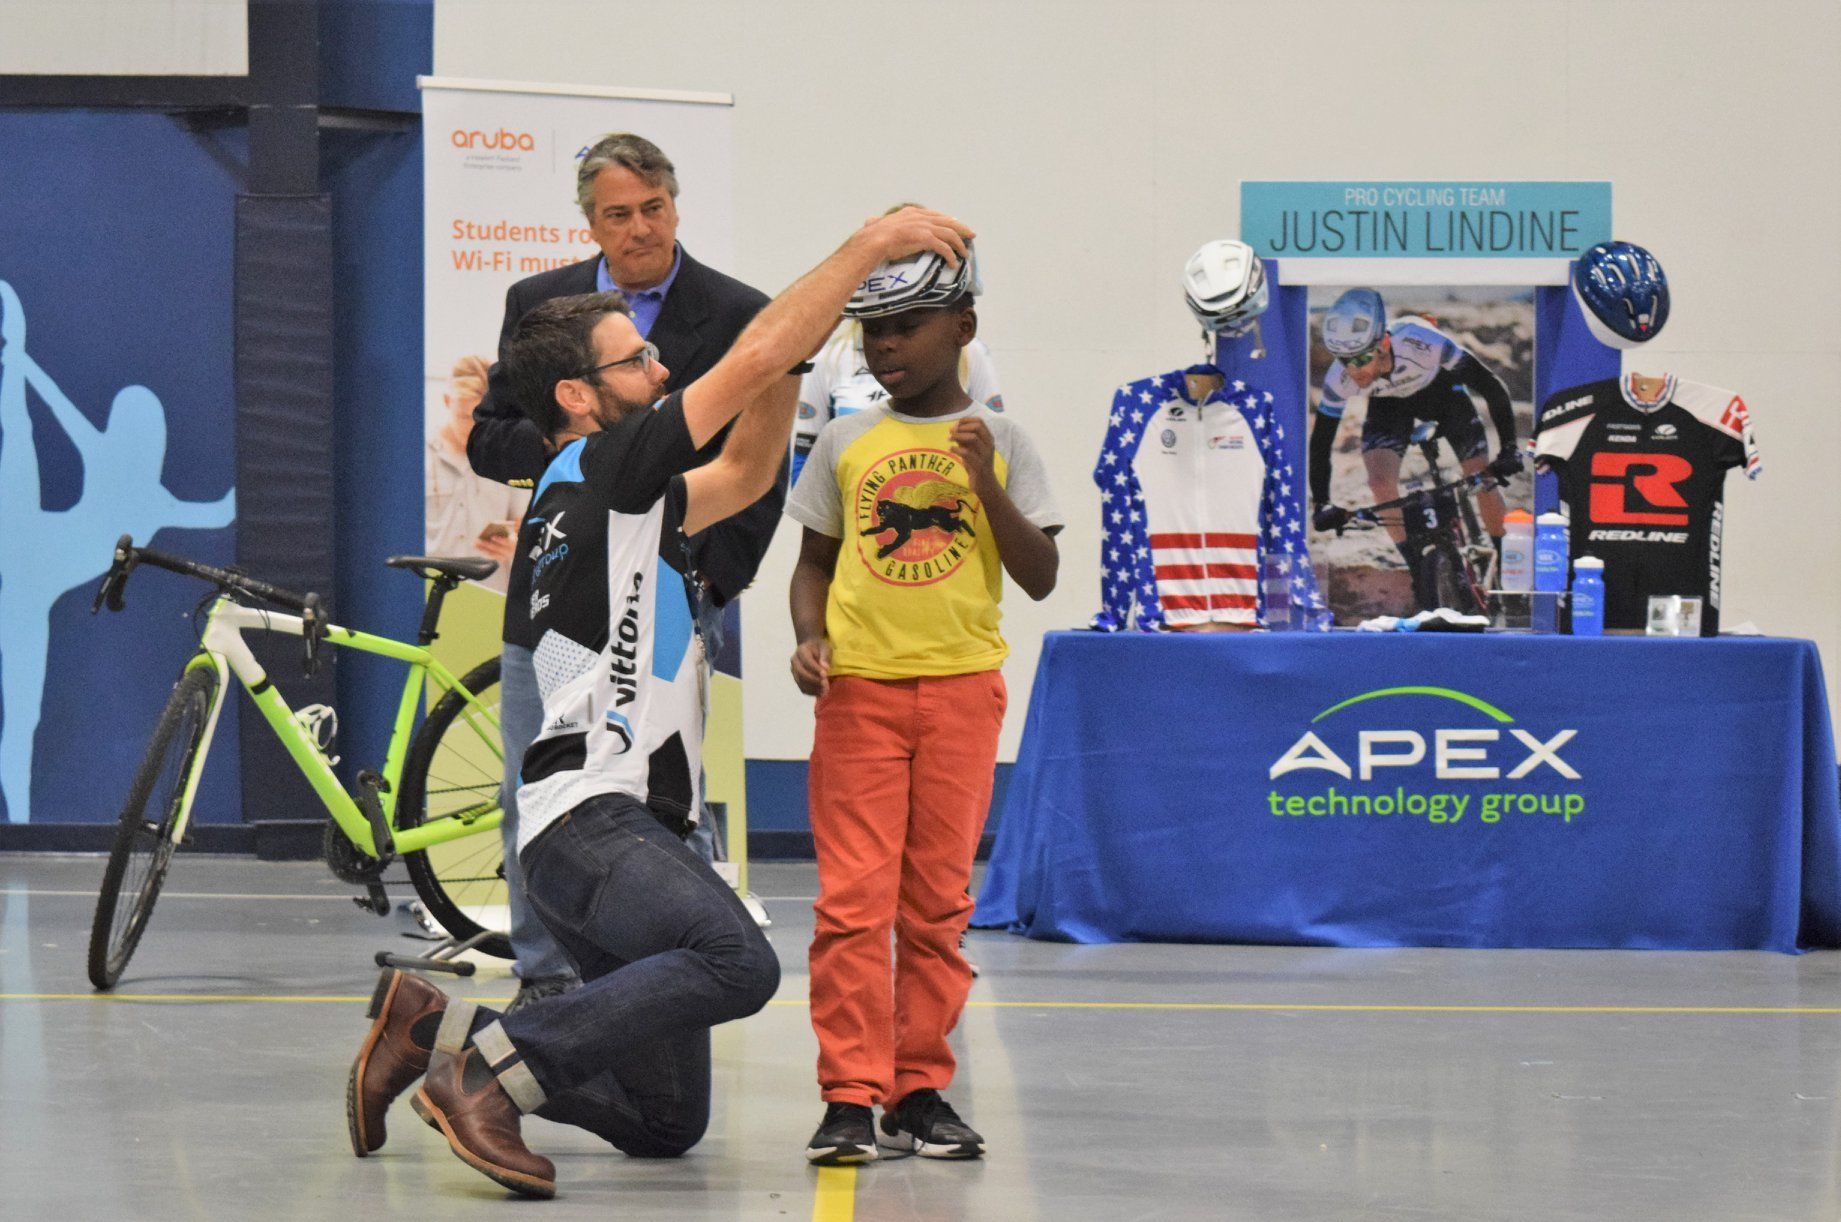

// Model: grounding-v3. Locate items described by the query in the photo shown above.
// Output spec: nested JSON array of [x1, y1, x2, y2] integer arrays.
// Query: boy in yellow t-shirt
[[784, 249, 1062, 1165]]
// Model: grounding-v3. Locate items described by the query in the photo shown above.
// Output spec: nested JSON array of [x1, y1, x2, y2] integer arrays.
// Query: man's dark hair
[[503, 291, 632, 437]]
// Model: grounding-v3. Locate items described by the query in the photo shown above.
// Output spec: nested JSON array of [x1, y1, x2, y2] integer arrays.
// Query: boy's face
[[860, 305, 975, 401]]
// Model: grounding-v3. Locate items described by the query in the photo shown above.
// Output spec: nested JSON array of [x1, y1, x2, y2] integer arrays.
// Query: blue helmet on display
[[1572, 240, 1669, 349], [1321, 288, 1388, 358]]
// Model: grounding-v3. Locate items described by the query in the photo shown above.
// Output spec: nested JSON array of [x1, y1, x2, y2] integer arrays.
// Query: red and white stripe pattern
[[1149, 531, 1258, 621]]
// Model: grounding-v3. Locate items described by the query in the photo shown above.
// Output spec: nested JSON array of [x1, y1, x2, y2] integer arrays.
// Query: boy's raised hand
[[791, 636, 832, 698], [950, 418, 1000, 500]]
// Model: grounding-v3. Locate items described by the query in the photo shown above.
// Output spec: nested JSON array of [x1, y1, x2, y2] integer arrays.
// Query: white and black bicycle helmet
[[1321, 288, 1388, 358], [844, 243, 982, 319], [1182, 239, 1268, 336]]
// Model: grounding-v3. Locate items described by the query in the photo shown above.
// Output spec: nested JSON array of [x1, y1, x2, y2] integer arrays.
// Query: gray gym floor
[[4, 853, 1841, 1220]]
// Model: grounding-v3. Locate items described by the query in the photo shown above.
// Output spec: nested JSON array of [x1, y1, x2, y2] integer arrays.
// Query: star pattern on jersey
[[1090, 372, 1326, 632]]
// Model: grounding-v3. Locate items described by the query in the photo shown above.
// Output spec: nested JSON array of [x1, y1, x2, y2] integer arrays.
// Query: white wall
[[0, 0, 247, 75], [437, 0, 1841, 759]]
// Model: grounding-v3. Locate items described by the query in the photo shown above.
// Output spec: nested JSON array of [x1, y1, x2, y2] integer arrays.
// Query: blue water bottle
[[1533, 512, 1570, 633], [1570, 555, 1605, 636], [1534, 512, 1569, 592]]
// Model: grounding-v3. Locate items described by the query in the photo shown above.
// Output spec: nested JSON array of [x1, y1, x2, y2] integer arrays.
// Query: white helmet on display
[[844, 243, 982, 319], [1321, 288, 1388, 358], [1182, 240, 1268, 336]]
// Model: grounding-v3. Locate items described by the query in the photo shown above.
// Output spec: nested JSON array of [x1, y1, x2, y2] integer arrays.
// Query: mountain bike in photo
[[85, 535, 509, 988], [1330, 439, 1505, 618]]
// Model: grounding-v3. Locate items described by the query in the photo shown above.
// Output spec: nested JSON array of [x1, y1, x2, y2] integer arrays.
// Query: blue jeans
[[497, 644, 575, 982], [499, 793, 780, 1153]]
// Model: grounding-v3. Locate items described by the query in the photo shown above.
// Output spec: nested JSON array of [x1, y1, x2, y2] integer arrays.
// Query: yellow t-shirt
[[785, 404, 1063, 680]]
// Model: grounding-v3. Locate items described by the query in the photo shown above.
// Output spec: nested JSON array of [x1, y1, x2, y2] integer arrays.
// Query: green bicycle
[[86, 535, 510, 989]]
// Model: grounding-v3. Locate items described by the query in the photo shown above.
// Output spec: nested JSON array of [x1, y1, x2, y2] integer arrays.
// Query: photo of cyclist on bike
[[1306, 287, 1527, 618]]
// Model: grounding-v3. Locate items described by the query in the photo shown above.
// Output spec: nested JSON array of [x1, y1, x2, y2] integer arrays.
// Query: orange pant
[[807, 670, 1006, 1107]]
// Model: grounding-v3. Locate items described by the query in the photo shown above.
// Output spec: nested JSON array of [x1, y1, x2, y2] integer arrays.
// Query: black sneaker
[[878, 1089, 985, 1159], [504, 974, 578, 1015], [807, 1102, 879, 1165], [960, 931, 980, 979]]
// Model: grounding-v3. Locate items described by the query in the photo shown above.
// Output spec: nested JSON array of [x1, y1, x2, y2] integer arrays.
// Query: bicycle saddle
[[385, 555, 500, 583]]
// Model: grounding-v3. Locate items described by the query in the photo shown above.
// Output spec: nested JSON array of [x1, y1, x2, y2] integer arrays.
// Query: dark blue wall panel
[[0, 111, 243, 825]]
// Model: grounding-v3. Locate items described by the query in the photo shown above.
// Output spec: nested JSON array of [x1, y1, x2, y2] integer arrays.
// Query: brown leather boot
[[412, 1046, 556, 1199], [346, 968, 446, 1157]]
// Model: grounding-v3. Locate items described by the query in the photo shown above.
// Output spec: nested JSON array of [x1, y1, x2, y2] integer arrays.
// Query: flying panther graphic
[[860, 476, 975, 560]]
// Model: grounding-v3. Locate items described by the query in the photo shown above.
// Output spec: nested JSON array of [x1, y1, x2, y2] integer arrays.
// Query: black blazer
[[466, 246, 784, 610]]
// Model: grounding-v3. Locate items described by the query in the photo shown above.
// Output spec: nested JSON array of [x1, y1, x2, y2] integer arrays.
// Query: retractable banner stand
[[415, 78, 753, 866]]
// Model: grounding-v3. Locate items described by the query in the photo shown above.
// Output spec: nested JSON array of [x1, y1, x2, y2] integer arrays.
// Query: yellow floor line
[[7, 993, 1841, 1015], [812, 1165, 856, 1222]]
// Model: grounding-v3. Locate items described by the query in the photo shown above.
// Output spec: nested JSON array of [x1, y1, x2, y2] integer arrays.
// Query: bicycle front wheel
[[87, 663, 219, 989], [1425, 538, 1484, 616], [398, 656, 513, 959]]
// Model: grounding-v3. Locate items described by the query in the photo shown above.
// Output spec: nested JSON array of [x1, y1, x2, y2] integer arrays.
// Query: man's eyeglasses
[[582, 343, 660, 381], [1344, 346, 1382, 369]]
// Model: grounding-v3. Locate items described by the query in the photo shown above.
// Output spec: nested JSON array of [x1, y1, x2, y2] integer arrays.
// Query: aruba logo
[[1268, 687, 1579, 781], [452, 128, 536, 151]]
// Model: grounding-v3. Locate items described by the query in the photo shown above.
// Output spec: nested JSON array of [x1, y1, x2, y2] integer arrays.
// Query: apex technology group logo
[[1267, 686, 1585, 826]]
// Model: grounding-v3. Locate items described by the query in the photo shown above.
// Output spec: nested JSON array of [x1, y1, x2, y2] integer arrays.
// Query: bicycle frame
[[171, 598, 501, 856]]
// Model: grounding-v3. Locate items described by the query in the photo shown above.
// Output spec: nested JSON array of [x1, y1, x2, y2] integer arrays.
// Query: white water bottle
[[1500, 510, 1534, 592]]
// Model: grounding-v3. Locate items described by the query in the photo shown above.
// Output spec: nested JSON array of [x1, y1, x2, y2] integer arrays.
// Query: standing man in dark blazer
[[467, 132, 787, 1009]]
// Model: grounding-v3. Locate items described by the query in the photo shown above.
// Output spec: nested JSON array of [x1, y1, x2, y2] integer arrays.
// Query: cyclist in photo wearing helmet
[[1308, 288, 1523, 599], [785, 242, 1062, 1166]]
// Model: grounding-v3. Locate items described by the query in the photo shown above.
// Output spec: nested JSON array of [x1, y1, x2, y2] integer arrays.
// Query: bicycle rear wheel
[[398, 657, 512, 959], [87, 664, 219, 989]]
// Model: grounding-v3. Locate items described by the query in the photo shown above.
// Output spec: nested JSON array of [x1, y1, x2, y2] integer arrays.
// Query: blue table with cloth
[[974, 631, 1841, 951]]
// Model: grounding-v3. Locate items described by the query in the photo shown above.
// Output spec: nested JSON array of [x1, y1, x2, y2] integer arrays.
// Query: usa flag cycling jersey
[[1092, 368, 1325, 630]]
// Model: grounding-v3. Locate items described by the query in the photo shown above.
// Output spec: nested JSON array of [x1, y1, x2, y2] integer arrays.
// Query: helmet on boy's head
[[1572, 240, 1669, 349], [1321, 288, 1388, 357], [1182, 240, 1269, 336], [844, 243, 982, 319]]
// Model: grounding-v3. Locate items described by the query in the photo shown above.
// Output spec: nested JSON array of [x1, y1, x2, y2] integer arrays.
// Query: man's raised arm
[[678, 207, 972, 450]]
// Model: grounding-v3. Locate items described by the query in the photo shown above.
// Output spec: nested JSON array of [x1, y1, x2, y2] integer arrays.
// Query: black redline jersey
[[1535, 374, 1760, 634], [514, 391, 708, 852]]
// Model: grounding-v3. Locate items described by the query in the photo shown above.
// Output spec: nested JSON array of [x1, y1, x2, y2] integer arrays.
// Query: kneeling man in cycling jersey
[[1308, 288, 1522, 600], [343, 206, 973, 1200]]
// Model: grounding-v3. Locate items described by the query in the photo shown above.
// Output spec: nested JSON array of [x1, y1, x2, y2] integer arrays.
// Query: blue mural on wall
[[0, 283, 236, 822], [0, 110, 242, 825]]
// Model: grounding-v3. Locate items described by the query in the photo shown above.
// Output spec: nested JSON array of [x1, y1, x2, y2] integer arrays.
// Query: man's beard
[[591, 380, 650, 428]]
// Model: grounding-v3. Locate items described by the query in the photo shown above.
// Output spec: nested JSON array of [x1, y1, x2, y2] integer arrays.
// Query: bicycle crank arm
[[352, 884, 391, 917], [355, 770, 396, 860]]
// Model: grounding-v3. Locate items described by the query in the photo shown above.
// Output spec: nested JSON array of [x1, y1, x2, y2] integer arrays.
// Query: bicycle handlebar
[[1345, 470, 1505, 526], [92, 535, 329, 676]]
